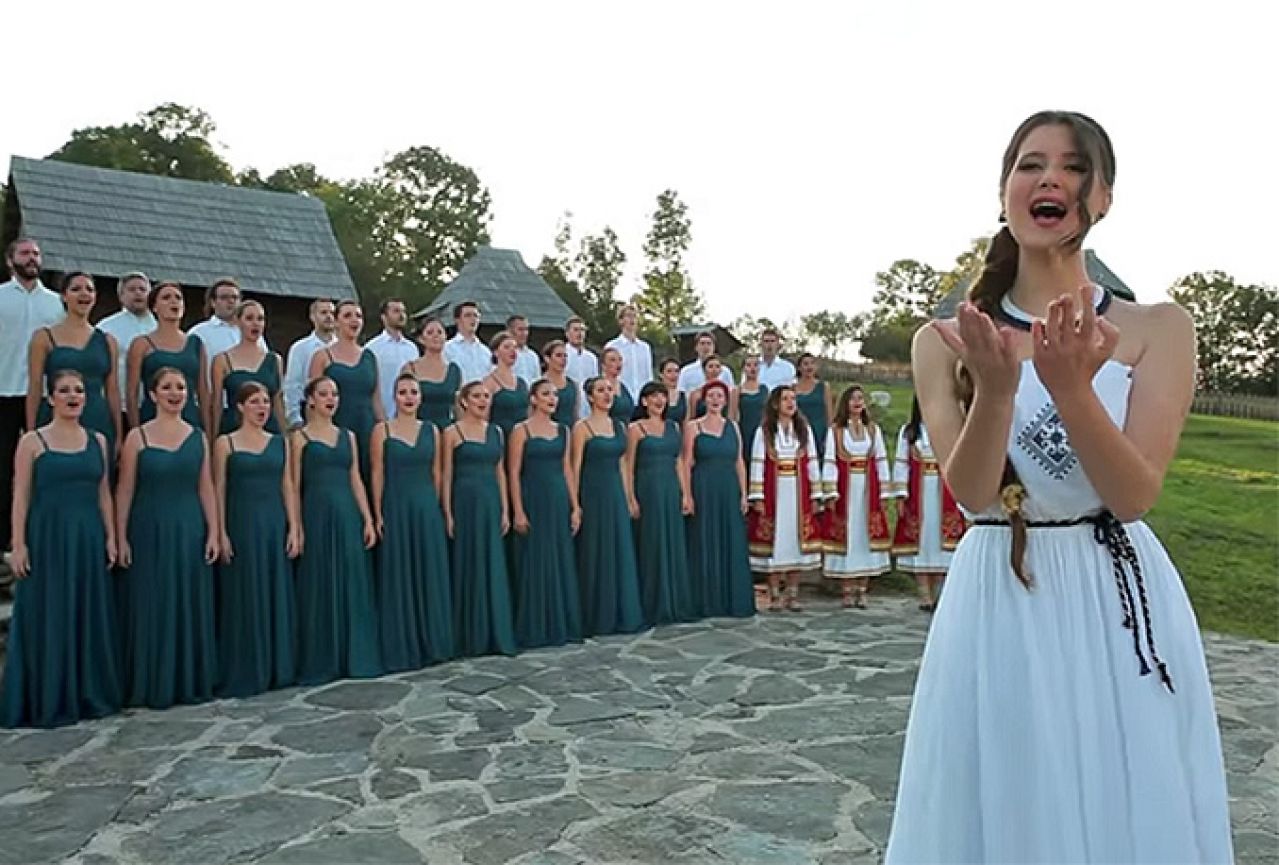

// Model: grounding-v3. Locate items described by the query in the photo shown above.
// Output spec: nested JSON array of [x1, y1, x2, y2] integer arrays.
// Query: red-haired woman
[[821, 384, 893, 608], [2, 370, 120, 727], [746, 385, 824, 611]]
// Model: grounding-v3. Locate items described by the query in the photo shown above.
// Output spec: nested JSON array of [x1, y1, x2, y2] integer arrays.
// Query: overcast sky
[[4, 0, 1273, 328]]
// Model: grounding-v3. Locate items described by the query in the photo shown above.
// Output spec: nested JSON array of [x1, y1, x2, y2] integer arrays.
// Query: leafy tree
[[801, 310, 856, 357], [858, 318, 917, 364], [1169, 271, 1277, 395], [936, 235, 993, 306], [871, 259, 944, 325], [574, 227, 627, 339], [49, 103, 235, 184], [636, 189, 704, 343]]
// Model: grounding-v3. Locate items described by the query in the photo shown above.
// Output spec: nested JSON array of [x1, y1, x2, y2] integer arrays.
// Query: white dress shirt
[[605, 333, 654, 400], [758, 356, 797, 390], [444, 334, 493, 384], [514, 346, 542, 384], [565, 344, 598, 386], [284, 331, 336, 426], [0, 278, 64, 397], [677, 359, 735, 394], [97, 309, 157, 403], [189, 316, 268, 380], [366, 329, 421, 418]]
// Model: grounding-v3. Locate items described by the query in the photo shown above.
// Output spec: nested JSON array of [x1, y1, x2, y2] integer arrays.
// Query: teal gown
[[512, 424, 582, 649], [737, 385, 769, 461], [217, 434, 295, 698], [418, 362, 461, 430], [688, 423, 755, 618], [140, 334, 204, 429], [218, 352, 283, 434], [326, 349, 378, 482], [632, 421, 694, 626], [796, 381, 829, 459], [609, 382, 635, 423], [576, 420, 643, 636], [376, 422, 455, 669], [667, 391, 688, 425], [449, 424, 517, 657], [118, 427, 217, 708], [552, 381, 578, 428], [1, 433, 120, 728], [295, 429, 382, 685], [35, 328, 116, 459], [489, 379, 529, 439]]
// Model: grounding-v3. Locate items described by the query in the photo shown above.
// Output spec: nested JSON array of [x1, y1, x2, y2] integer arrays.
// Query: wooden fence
[[1191, 392, 1279, 421]]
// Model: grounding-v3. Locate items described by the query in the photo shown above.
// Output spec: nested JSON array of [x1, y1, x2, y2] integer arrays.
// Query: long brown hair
[[961, 110, 1117, 589], [832, 383, 872, 432], [761, 385, 810, 452]]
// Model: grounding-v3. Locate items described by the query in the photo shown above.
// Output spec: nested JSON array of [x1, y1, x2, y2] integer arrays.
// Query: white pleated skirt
[[885, 520, 1234, 865], [749, 476, 822, 573], [894, 473, 955, 574], [824, 472, 891, 578]]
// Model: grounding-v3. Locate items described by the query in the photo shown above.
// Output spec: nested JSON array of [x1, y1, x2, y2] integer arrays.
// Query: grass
[[831, 381, 1279, 641]]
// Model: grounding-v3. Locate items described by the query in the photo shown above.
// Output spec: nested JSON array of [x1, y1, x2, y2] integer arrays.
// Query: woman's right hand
[[932, 301, 1022, 399], [9, 545, 29, 580], [445, 513, 455, 538], [513, 511, 530, 535], [117, 538, 133, 569], [220, 532, 234, 564]]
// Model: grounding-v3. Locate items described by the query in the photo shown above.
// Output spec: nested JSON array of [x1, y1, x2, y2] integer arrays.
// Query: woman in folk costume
[[821, 384, 893, 609], [747, 385, 824, 611], [891, 395, 967, 612], [885, 111, 1232, 864]]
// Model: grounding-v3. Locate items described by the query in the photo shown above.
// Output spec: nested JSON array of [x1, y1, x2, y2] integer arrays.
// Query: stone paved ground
[[0, 596, 1274, 865]]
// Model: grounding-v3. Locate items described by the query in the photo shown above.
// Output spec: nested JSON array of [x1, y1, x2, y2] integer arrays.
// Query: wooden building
[[932, 249, 1137, 319], [2, 157, 358, 348]]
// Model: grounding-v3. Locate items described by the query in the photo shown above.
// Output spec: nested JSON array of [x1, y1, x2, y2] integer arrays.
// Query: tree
[[858, 318, 917, 364], [1169, 271, 1278, 395], [937, 235, 993, 304], [800, 310, 856, 357], [49, 103, 235, 184], [636, 189, 705, 343], [537, 212, 591, 330], [574, 227, 627, 339], [871, 259, 944, 325]]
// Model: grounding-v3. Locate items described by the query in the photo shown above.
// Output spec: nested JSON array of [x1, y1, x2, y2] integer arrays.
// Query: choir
[[0, 269, 967, 729]]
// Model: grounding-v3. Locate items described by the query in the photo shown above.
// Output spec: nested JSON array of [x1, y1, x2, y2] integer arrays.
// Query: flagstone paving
[[0, 597, 1274, 864]]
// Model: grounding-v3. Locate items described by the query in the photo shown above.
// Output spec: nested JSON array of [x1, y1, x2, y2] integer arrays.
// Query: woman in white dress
[[822, 384, 893, 608], [885, 111, 1232, 863], [747, 386, 824, 611], [890, 396, 967, 611]]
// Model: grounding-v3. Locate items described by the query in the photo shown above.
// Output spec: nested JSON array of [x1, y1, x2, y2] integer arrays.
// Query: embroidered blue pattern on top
[[1017, 404, 1077, 480]]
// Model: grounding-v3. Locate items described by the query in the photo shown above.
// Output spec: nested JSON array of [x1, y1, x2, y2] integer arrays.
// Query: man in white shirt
[[757, 326, 797, 390], [284, 298, 336, 427], [677, 330, 735, 393], [564, 316, 598, 385], [366, 298, 421, 418], [605, 303, 653, 400], [96, 271, 157, 423], [0, 238, 64, 554], [188, 278, 268, 381], [507, 314, 542, 384], [443, 300, 491, 384]]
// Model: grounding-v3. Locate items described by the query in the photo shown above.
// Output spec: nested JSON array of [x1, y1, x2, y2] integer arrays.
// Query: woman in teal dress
[[290, 376, 382, 685], [442, 381, 517, 657], [210, 299, 286, 434], [485, 331, 529, 438], [2, 370, 121, 728], [794, 352, 832, 460], [683, 379, 755, 619], [601, 347, 635, 423], [571, 378, 643, 636], [659, 358, 687, 426], [541, 340, 579, 427], [508, 380, 582, 649], [212, 381, 299, 698], [115, 366, 219, 708], [732, 354, 769, 462], [688, 354, 728, 420], [370, 373, 455, 670], [127, 281, 207, 430], [26, 272, 121, 464], [404, 318, 461, 430], [626, 382, 694, 626], [310, 299, 383, 482]]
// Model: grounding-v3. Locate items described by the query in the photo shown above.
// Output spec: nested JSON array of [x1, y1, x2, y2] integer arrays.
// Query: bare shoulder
[[1109, 297, 1195, 365]]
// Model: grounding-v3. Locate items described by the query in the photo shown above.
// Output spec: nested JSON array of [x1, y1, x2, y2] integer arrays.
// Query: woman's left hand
[[1032, 286, 1120, 399]]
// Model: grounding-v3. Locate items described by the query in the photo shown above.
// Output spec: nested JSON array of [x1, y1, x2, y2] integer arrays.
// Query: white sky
[[4, 0, 1274, 327]]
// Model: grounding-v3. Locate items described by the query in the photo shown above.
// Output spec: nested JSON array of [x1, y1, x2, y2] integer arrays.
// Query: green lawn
[[831, 381, 1279, 641]]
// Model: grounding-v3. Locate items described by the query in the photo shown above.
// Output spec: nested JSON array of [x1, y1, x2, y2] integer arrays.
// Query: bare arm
[[24, 333, 49, 429], [562, 427, 581, 530], [282, 436, 302, 558], [115, 429, 142, 566], [569, 422, 588, 505], [370, 423, 387, 533], [624, 423, 642, 514], [681, 418, 698, 475], [272, 354, 288, 432], [212, 435, 232, 560], [496, 439, 510, 535], [197, 434, 220, 563], [126, 339, 147, 428], [103, 335, 123, 448], [733, 422, 749, 508], [431, 426, 442, 497], [729, 388, 740, 422], [370, 361, 386, 423], [209, 353, 227, 439], [441, 426, 458, 536], [7, 435, 37, 577], [508, 424, 528, 532], [95, 433, 116, 566], [308, 349, 328, 382]]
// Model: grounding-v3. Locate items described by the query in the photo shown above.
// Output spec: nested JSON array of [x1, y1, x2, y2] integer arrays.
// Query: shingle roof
[[6, 156, 356, 300], [416, 246, 575, 329], [932, 248, 1137, 319]]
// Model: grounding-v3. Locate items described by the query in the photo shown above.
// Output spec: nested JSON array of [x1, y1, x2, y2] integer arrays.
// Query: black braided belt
[[973, 511, 1175, 693]]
